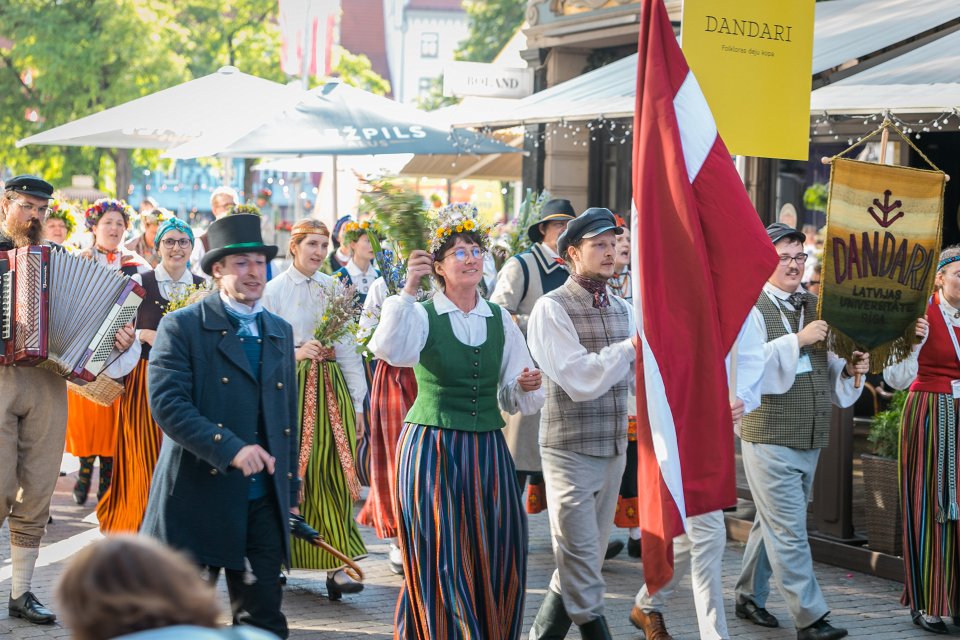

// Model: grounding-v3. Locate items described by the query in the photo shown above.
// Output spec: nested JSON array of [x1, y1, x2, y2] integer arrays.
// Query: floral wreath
[[342, 220, 378, 245], [228, 203, 261, 217], [428, 202, 490, 254], [45, 199, 78, 236], [84, 198, 134, 231]]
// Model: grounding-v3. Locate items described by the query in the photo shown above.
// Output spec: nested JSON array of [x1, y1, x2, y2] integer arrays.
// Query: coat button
[[221, 377, 229, 384], [221, 330, 228, 336], [470, 411, 477, 416], [471, 398, 477, 404], [276, 382, 284, 389], [210, 468, 218, 476], [472, 386, 477, 391], [474, 348, 480, 354], [473, 373, 478, 379], [473, 362, 479, 367], [284, 428, 291, 436], [216, 423, 224, 429], [287, 472, 293, 479], [213, 433, 222, 442], [257, 339, 262, 344]]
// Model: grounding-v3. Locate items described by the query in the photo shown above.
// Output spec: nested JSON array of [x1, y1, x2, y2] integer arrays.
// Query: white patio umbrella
[[16, 66, 303, 151]]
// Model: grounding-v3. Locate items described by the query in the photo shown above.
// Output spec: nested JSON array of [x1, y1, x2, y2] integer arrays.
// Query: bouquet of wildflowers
[[162, 283, 212, 315], [313, 279, 358, 347], [359, 178, 431, 259]]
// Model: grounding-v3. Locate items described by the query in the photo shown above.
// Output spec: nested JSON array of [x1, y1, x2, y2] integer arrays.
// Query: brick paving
[[1, 459, 921, 638]]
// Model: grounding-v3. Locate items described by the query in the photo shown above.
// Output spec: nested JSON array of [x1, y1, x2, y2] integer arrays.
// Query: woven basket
[[861, 453, 903, 556], [67, 376, 124, 407]]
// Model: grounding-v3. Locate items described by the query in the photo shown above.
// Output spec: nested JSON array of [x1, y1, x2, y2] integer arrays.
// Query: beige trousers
[[0, 366, 68, 548]]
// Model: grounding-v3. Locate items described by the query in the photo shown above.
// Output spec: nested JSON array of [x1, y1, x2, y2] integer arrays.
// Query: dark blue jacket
[[142, 292, 299, 570]]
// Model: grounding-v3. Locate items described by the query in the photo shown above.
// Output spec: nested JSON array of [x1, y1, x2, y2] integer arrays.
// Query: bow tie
[[787, 292, 805, 310]]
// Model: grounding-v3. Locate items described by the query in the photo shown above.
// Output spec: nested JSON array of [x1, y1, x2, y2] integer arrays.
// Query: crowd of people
[[0, 170, 954, 640]]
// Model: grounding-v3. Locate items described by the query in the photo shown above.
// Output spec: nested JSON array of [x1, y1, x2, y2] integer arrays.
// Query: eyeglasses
[[441, 247, 484, 262], [12, 200, 50, 216], [160, 238, 192, 249], [808, 280, 821, 286], [778, 253, 808, 266]]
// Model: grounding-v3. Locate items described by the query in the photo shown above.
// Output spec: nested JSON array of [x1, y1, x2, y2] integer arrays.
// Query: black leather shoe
[[604, 539, 625, 560], [579, 615, 614, 640], [325, 569, 363, 601], [8, 592, 56, 624], [627, 536, 642, 558], [735, 599, 779, 628], [529, 590, 572, 640], [797, 618, 848, 640], [912, 610, 949, 634]]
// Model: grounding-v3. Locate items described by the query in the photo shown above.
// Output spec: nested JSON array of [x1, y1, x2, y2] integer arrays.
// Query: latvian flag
[[631, 0, 778, 593]]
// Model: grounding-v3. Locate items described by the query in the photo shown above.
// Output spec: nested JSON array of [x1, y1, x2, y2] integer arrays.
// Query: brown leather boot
[[630, 606, 674, 640]]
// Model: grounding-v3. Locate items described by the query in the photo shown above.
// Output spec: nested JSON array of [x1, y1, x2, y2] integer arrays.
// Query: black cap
[[528, 198, 577, 243], [4, 175, 54, 200], [200, 214, 278, 275], [557, 207, 623, 258], [766, 222, 805, 246]]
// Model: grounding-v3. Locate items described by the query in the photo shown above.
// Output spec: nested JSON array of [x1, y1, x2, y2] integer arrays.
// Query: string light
[[811, 108, 960, 142]]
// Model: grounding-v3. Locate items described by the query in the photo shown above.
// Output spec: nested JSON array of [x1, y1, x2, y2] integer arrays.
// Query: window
[[418, 77, 433, 97], [420, 32, 439, 58]]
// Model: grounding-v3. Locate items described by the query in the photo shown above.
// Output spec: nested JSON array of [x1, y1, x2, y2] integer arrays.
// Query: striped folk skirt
[[357, 364, 417, 539], [394, 424, 527, 640], [355, 359, 376, 487], [65, 386, 119, 458], [292, 359, 367, 570], [900, 390, 960, 616], [97, 359, 163, 533]]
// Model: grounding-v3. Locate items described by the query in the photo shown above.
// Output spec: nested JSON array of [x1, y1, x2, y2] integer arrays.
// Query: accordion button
[[210, 468, 218, 476], [276, 382, 284, 389], [257, 339, 263, 344], [213, 433, 222, 442], [221, 377, 229, 384]]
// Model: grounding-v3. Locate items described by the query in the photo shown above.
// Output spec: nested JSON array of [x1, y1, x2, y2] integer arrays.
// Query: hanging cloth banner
[[819, 122, 947, 372]]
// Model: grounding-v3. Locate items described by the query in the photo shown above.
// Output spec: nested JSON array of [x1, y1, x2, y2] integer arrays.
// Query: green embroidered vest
[[740, 292, 833, 449], [404, 300, 506, 432]]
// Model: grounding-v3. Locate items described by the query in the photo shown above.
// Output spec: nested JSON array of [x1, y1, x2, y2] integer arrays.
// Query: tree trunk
[[114, 148, 132, 200], [243, 158, 255, 203]]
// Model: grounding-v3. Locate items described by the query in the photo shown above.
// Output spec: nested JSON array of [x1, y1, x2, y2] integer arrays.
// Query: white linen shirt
[[343, 259, 378, 296], [132, 265, 197, 345], [262, 265, 367, 412], [369, 290, 544, 416], [745, 282, 861, 407]]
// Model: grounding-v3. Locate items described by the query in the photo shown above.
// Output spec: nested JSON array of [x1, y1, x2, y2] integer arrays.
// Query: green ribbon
[[222, 242, 267, 250]]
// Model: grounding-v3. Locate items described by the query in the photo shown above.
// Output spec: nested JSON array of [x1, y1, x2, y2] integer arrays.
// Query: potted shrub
[[861, 390, 906, 556]]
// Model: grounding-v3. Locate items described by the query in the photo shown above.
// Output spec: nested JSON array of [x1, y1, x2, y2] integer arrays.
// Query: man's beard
[[5, 218, 44, 246]]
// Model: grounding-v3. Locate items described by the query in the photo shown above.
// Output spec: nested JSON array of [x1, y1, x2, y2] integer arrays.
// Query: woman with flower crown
[[97, 217, 205, 533], [369, 203, 545, 640], [65, 199, 149, 507], [261, 218, 368, 600], [333, 221, 380, 309]]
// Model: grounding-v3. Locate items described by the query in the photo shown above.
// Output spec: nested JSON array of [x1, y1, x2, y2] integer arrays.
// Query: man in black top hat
[[491, 198, 577, 512], [142, 214, 300, 638], [1, 175, 135, 625]]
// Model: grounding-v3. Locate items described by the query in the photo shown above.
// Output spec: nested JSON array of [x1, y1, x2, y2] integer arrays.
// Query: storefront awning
[[811, 29, 960, 114]]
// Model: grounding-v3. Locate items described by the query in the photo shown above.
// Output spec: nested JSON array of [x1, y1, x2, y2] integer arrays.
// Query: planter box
[[861, 453, 902, 557]]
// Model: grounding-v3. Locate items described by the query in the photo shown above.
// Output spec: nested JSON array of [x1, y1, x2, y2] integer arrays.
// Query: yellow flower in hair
[[361, 221, 369, 229], [435, 228, 445, 238], [456, 224, 463, 233], [464, 220, 475, 231]]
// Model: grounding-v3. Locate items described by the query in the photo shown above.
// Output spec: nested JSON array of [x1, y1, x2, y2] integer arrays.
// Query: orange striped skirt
[[97, 359, 163, 533], [65, 385, 120, 458]]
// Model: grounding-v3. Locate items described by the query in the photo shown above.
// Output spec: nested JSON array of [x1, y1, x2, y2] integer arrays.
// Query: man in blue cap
[[526, 207, 636, 640], [1, 175, 135, 624], [491, 198, 576, 513]]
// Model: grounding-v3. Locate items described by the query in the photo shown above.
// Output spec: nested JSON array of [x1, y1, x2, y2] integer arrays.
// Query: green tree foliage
[[417, 76, 457, 111], [0, 1, 189, 190], [331, 46, 390, 96], [455, 0, 525, 63]]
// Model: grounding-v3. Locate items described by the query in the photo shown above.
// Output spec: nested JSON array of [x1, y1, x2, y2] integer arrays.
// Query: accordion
[[1, 245, 146, 383]]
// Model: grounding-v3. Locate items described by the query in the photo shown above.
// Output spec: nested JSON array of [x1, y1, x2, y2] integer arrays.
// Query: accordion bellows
[[1, 245, 145, 383]]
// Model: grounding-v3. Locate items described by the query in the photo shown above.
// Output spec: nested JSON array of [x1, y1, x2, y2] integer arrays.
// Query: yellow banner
[[681, 0, 815, 160]]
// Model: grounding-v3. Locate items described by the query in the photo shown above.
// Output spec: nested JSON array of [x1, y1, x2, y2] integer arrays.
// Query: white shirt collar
[[219, 291, 263, 315], [539, 243, 559, 260], [432, 290, 492, 318], [763, 282, 805, 301], [154, 263, 194, 285], [346, 259, 377, 279], [283, 264, 325, 285]]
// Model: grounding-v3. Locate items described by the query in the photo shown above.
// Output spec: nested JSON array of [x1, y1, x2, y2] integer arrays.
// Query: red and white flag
[[631, 0, 778, 593], [278, 0, 339, 79]]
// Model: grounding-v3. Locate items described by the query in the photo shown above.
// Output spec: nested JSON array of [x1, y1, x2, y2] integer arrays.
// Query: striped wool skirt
[[65, 386, 119, 458], [355, 359, 376, 487], [97, 359, 163, 533], [394, 424, 527, 640], [357, 364, 417, 539], [900, 390, 960, 616], [292, 359, 367, 570]]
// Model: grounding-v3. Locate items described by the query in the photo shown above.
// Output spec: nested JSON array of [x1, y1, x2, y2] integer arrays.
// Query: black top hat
[[200, 214, 278, 275], [4, 175, 54, 200], [557, 207, 623, 258], [766, 222, 805, 246], [528, 198, 577, 243]]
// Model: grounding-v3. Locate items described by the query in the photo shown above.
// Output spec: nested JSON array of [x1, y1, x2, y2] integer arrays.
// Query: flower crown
[[85, 198, 134, 231], [428, 203, 490, 254], [228, 203, 261, 217], [46, 199, 78, 235], [343, 220, 378, 245]]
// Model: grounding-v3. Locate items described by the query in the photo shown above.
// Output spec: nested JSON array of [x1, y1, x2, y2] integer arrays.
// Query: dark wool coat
[[141, 292, 299, 570]]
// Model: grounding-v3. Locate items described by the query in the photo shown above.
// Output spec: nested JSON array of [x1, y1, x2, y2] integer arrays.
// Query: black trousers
[[206, 492, 288, 639]]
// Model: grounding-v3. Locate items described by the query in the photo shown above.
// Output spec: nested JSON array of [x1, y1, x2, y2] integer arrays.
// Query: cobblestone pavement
[[1, 459, 920, 638]]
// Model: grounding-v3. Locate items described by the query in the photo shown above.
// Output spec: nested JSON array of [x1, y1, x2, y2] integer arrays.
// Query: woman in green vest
[[369, 203, 545, 640]]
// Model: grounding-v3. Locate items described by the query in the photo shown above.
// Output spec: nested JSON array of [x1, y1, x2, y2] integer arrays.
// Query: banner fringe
[[824, 322, 919, 374]]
